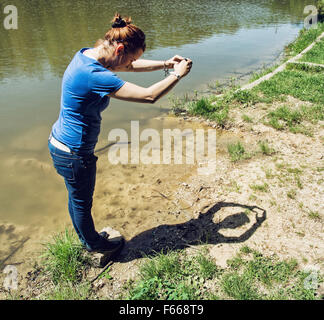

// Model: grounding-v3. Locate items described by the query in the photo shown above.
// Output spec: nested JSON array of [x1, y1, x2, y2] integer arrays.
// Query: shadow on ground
[[115, 201, 266, 263]]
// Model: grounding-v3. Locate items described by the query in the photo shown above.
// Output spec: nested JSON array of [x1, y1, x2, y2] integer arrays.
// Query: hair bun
[[112, 18, 126, 28], [111, 13, 130, 28]]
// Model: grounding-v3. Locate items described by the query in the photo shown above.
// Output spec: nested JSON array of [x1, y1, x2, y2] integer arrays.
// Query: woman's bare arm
[[109, 74, 179, 103], [128, 59, 165, 72], [120, 55, 187, 72], [109, 59, 192, 103]]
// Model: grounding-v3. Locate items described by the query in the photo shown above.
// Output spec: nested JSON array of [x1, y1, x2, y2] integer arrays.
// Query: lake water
[[0, 0, 315, 236]]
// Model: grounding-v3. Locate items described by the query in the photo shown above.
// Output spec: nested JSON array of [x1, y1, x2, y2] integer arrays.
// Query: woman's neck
[[83, 48, 100, 61], [83, 46, 113, 69]]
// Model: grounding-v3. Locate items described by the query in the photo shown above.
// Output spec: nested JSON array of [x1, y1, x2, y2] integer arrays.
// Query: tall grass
[[41, 228, 91, 285]]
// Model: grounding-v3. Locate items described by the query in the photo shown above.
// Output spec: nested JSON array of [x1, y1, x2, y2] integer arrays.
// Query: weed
[[258, 141, 275, 156], [240, 246, 253, 255], [98, 266, 113, 280], [232, 90, 258, 106], [186, 96, 229, 126], [221, 272, 262, 300], [265, 169, 275, 179], [287, 189, 297, 200], [227, 142, 251, 162], [127, 249, 220, 300], [242, 114, 253, 123], [250, 183, 269, 192], [308, 211, 321, 220]]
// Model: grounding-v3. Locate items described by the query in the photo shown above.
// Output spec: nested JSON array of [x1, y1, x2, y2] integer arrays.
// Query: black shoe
[[82, 232, 109, 252], [86, 234, 125, 256], [96, 237, 125, 255]]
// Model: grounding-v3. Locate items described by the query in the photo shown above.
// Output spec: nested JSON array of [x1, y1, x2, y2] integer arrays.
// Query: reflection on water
[[0, 0, 316, 249], [0, 0, 315, 79]]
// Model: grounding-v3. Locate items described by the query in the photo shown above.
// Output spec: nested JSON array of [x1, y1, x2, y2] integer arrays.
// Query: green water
[[0, 0, 315, 227]]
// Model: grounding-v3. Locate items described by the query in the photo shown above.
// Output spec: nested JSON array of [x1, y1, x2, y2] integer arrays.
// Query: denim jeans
[[48, 139, 105, 251]]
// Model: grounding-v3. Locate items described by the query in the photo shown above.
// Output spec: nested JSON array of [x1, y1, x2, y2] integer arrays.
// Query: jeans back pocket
[[53, 160, 74, 181]]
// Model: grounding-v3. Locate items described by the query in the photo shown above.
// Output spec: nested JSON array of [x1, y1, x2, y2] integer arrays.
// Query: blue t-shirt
[[52, 48, 126, 154]]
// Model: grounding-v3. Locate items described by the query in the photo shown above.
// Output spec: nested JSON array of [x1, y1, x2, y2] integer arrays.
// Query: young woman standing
[[48, 13, 192, 256]]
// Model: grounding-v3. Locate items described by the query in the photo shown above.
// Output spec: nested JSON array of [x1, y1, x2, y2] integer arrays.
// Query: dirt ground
[[97, 96, 324, 299], [1, 94, 323, 299]]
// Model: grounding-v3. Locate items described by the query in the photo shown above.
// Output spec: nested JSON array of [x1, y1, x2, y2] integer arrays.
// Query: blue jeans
[[48, 140, 105, 251]]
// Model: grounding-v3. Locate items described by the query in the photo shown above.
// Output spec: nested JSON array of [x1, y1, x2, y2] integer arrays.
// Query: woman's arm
[[109, 59, 192, 103], [124, 55, 186, 72], [129, 59, 166, 72]]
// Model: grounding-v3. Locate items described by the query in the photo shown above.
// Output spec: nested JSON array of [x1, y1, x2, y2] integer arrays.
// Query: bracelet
[[163, 61, 170, 77], [169, 71, 181, 80]]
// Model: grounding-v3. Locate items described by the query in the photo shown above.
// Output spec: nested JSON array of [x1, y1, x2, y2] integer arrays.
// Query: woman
[[48, 13, 192, 256]]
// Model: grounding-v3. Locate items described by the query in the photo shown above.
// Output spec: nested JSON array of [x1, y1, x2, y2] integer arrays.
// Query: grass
[[242, 114, 253, 123], [285, 22, 324, 58], [249, 183, 269, 193], [123, 247, 321, 300], [255, 67, 324, 105], [227, 142, 252, 162], [41, 282, 92, 300], [41, 228, 91, 285], [265, 104, 323, 136], [17, 228, 323, 300], [258, 141, 275, 156], [308, 211, 321, 221], [184, 96, 230, 126], [125, 249, 220, 300]]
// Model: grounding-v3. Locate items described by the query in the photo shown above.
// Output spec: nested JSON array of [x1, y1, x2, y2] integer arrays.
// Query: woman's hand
[[174, 59, 193, 78], [165, 55, 187, 69]]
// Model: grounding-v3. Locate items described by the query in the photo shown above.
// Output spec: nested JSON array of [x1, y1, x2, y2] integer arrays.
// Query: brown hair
[[95, 13, 146, 54]]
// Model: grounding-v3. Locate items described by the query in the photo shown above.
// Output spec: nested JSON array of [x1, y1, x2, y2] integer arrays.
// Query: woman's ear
[[115, 44, 125, 56]]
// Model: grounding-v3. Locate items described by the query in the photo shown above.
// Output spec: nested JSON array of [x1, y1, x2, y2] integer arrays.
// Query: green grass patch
[[126, 249, 220, 300], [224, 249, 320, 300], [231, 90, 259, 106], [265, 105, 322, 136], [301, 39, 324, 65], [122, 247, 320, 300], [41, 228, 91, 285], [185, 96, 229, 126], [255, 68, 324, 105], [285, 23, 324, 58]]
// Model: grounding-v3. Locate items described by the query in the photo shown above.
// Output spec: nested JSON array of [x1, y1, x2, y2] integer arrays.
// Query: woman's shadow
[[116, 201, 266, 263]]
